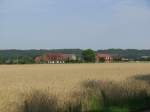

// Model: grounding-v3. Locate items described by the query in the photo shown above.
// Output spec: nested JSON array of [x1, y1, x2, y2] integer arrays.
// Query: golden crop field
[[0, 63, 150, 112]]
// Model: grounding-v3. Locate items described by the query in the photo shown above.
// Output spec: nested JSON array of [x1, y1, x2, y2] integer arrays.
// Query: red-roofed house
[[35, 53, 77, 64], [43, 53, 65, 64], [96, 53, 113, 63]]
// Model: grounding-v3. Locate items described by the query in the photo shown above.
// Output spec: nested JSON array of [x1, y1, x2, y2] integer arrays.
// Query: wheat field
[[0, 63, 150, 112]]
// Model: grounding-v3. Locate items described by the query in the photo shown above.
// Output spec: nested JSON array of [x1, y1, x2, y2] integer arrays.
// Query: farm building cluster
[[35, 53, 78, 64], [35, 52, 116, 64]]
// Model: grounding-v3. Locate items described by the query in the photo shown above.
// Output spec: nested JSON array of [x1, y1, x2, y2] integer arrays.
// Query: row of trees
[[0, 49, 96, 64], [82, 49, 150, 62], [0, 49, 150, 64], [0, 49, 83, 64], [0, 56, 34, 64]]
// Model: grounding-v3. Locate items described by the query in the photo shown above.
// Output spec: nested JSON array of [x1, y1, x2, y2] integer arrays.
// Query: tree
[[0, 57, 5, 64], [82, 49, 95, 62]]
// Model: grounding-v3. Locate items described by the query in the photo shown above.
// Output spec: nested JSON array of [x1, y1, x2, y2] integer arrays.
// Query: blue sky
[[0, 0, 150, 50]]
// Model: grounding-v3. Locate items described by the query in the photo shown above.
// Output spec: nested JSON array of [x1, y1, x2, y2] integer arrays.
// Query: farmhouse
[[43, 53, 65, 64], [64, 54, 77, 61], [35, 53, 77, 64], [96, 53, 113, 63]]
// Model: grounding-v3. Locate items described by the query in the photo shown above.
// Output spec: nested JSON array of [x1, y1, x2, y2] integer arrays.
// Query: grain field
[[0, 63, 150, 112]]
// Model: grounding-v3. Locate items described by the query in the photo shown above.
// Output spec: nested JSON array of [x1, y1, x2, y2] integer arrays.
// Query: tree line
[[0, 49, 150, 64]]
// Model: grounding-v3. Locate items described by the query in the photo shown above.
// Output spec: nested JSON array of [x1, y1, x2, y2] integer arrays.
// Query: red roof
[[43, 53, 65, 61], [96, 53, 112, 57]]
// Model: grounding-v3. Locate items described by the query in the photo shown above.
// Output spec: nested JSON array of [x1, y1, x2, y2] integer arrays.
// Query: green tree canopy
[[82, 49, 95, 62]]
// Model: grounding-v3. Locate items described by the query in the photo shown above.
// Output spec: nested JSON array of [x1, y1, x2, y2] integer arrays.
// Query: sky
[[0, 0, 150, 50]]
